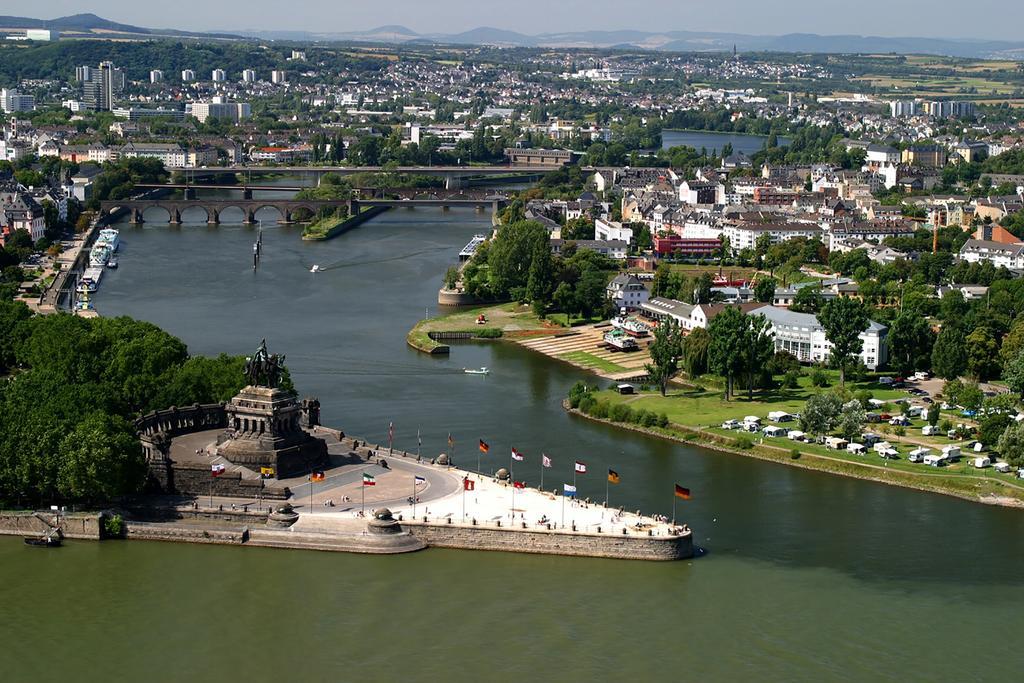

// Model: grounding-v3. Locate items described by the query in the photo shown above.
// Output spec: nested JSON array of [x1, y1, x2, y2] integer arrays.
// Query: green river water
[[2, 197, 1023, 682]]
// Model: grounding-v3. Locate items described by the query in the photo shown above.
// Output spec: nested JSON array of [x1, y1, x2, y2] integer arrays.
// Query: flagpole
[[561, 489, 565, 528], [462, 478, 466, 522], [606, 467, 610, 508], [309, 467, 313, 511], [412, 474, 417, 518], [540, 454, 544, 491], [417, 427, 421, 459], [672, 490, 676, 526], [509, 449, 514, 520], [361, 474, 365, 516]]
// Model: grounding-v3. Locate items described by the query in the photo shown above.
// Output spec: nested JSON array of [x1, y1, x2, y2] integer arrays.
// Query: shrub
[[591, 401, 610, 419], [103, 514, 124, 538], [790, 449, 801, 459], [658, 413, 669, 428], [476, 328, 503, 339], [578, 395, 597, 414], [640, 410, 658, 428], [735, 435, 754, 450], [810, 367, 830, 387], [609, 403, 633, 423], [783, 369, 801, 389], [853, 389, 874, 409]]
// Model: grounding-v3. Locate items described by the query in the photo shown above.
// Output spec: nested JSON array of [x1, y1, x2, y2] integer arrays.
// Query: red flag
[[513, 481, 525, 489], [511, 447, 524, 461], [211, 463, 225, 477], [463, 478, 475, 491], [542, 454, 552, 468], [310, 470, 325, 482], [574, 461, 587, 474]]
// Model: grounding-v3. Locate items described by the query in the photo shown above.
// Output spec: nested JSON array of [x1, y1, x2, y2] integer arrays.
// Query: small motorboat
[[24, 531, 62, 548], [464, 367, 490, 375], [106, 258, 119, 269], [310, 265, 320, 273]]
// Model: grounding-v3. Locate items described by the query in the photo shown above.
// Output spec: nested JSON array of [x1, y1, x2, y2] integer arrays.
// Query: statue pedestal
[[218, 385, 327, 478]]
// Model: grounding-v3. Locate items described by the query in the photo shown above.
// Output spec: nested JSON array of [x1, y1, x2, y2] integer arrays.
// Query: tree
[[818, 297, 869, 388], [790, 285, 823, 313], [837, 400, 866, 442], [57, 413, 146, 502], [650, 261, 672, 298], [708, 306, 748, 400], [524, 239, 554, 311], [800, 392, 844, 436], [887, 312, 935, 376], [1003, 348, 1024, 399], [753, 276, 777, 303], [645, 319, 685, 396], [740, 314, 775, 399], [997, 421, 1024, 467], [932, 326, 967, 380], [684, 327, 710, 378], [692, 272, 714, 305], [978, 412, 1013, 450], [927, 403, 941, 426], [553, 282, 574, 324], [965, 326, 1000, 382]]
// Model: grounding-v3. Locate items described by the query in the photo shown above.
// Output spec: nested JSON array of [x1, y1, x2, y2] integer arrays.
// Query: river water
[[3, 191, 1024, 681], [662, 129, 790, 156]]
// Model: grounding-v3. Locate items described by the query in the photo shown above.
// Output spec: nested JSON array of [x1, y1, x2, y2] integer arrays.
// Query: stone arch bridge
[[100, 189, 508, 225]]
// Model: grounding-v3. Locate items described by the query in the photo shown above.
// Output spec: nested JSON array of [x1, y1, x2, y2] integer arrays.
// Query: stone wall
[[126, 521, 248, 545], [0, 512, 102, 540], [402, 520, 692, 561], [169, 465, 290, 500]]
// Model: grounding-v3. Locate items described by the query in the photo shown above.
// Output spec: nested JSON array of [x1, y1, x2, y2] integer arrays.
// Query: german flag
[[607, 469, 621, 484], [674, 484, 691, 500], [311, 470, 325, 482], [479, 439, 490, 454]]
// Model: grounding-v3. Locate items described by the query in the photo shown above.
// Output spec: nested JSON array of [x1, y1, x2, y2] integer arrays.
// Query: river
[[662, 129, 790, 156], [3, 194, 1023, 681]]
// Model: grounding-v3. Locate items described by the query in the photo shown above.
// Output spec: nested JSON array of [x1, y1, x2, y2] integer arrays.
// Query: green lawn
[[558, 351, 629, 374], [585, 373, 1024, 498]]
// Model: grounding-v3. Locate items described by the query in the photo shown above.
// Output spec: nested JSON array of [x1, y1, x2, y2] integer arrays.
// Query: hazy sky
[[8, 0, 1024, 41]]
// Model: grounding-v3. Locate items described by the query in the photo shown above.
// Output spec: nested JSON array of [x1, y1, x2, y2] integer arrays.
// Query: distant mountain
[[0, 12, 242, 40], [305, 25, 1024, 59], [2, 14, 1023, 59]]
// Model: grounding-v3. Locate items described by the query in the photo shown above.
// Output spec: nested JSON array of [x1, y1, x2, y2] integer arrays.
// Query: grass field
[[407, 302, 558, 352], [558, 351, 629, 374], [579, 371, 1024, 504]]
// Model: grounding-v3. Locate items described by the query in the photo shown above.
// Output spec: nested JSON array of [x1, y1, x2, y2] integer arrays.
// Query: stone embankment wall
[[301, 205, 389, 241], [126, 521, 248, 545], [402, 520, 692, 561], [0, 512, 102, 539]]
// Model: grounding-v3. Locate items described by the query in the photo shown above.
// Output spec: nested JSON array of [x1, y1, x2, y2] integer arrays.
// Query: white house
[[722, 221, 823, 252], [595, 218, 634, 244], [756, 305, 889, 370], [606, 274, 649, 311], [958, 239, 1024, 270]]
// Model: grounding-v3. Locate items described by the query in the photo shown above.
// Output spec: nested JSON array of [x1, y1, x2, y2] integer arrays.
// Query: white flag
[[574, 461, 587, 474]]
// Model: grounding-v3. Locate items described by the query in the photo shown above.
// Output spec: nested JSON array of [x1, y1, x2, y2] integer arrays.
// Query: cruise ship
[[95, 228, 120, 252], [89, 244, 111, 267]]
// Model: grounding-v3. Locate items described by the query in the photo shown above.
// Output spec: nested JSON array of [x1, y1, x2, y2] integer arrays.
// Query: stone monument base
[[218, 385, 328, 478]]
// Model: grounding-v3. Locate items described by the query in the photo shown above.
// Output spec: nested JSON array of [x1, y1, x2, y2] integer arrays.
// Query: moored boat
[[603, 330, 638, 351]]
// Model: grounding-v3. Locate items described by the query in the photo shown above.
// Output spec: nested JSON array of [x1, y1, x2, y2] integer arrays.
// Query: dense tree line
[[0, 304, 260, 505], [461, 220, 615, 320]]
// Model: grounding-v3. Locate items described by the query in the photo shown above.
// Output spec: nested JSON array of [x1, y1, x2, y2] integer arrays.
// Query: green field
[[581, 371, 1024, 503], [558, 351, 629, 374]]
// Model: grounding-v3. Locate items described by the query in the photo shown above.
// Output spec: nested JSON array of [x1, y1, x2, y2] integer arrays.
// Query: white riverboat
[[603, 330, 638, 351], [611, 316, 649, 338], [95, 228, 120, 252], [89, 244, 111, 267]]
